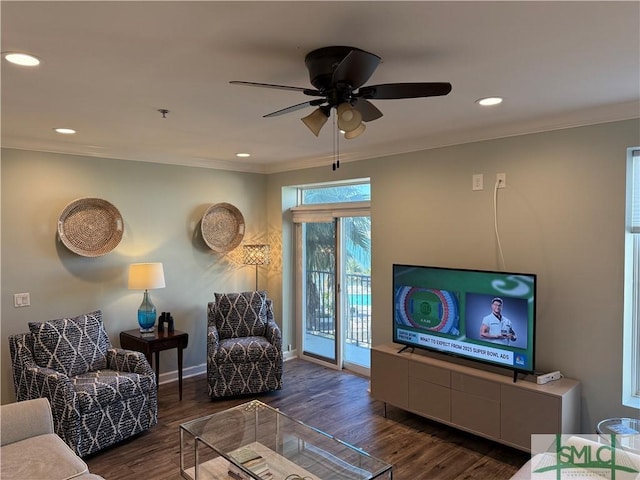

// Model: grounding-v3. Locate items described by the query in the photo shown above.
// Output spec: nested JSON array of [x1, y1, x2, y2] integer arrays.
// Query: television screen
[[393, 264, 536, 374]]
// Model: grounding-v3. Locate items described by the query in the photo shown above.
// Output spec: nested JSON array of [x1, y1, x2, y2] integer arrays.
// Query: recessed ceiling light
[[476, 97, 503, 106], [54, 128, 76, 135], [3, 52, 40, 67], [236, 153, 251, 158]]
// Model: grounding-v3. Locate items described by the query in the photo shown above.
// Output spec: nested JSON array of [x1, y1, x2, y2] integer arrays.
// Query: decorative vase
[[138, 290, 156, 332]]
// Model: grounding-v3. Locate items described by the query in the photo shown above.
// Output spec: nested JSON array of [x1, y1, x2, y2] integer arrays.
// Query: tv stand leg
[[384, 402, 387, 418], [513, 370, 518, 383], [398, 345, 414, 354]]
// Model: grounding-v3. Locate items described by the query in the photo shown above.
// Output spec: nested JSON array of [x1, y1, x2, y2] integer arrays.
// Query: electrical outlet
[[497, 173, 506, 188], [472, 174, 484, 191]]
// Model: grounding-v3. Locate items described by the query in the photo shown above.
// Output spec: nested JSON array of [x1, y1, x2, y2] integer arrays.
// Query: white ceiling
[[2, 1, 639, 174]]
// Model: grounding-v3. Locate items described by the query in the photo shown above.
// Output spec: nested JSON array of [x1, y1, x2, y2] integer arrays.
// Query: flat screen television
[[393, 264, 536, 376]]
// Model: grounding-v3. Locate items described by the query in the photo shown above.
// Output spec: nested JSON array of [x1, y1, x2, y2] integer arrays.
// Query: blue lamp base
[[138, 290, 157, 333]]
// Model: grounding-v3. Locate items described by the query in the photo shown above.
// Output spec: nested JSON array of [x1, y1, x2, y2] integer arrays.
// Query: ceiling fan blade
[[353, 98, 383, 122], [331, 49, 381, 89], [358, 82, 452, 100], [263, 101, 316, 118], [230, 81, 322, 96]]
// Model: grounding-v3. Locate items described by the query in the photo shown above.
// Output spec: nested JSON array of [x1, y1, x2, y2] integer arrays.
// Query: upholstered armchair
[[8, 310, 157, 457], [207, 291, 283, 398]]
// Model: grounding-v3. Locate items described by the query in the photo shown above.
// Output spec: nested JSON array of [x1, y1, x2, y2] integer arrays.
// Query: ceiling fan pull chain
[[337, 108, 340, 169], [332, 109, 340, 171]]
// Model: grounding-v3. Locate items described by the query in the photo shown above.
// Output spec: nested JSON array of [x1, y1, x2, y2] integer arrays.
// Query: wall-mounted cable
[[493, 176, 506, 270]]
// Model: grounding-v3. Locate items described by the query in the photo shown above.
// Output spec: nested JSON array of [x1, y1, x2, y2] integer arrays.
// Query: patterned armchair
[[207, 291, 283, 398], [8, 310, 157, 457]]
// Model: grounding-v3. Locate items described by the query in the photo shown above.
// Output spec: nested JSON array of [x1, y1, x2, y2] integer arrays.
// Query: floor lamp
[[243, 244, 270, 291]]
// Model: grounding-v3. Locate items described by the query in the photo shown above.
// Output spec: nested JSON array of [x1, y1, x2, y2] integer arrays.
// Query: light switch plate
[[14, 292, 30, 307], [472, 174, 484, 191]]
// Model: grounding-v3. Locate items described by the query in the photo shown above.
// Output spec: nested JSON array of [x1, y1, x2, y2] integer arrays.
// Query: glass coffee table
[[180, 400, 392, 480], [596, 417, 640, 453]]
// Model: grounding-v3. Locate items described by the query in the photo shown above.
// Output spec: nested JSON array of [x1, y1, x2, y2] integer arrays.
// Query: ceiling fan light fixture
[[336, 103, 362, 132], [231, 46, 453, 150], [344, 122, 366, 139], [301, 108, 329, 136]]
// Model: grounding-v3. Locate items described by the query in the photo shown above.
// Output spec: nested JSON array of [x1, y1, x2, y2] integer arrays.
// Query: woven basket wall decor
[[57, 198, 124, 257], [201, 202, 245, 253]]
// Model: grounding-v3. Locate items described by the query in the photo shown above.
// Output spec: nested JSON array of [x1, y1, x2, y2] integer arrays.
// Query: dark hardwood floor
[[85, 359, 529, 479]]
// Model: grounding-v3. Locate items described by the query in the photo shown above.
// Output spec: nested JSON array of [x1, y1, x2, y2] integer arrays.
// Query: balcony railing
[[306, 270, 371, 347]]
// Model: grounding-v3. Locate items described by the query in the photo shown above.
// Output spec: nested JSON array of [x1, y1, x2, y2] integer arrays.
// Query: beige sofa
[[0, 398, 105, 480], [511, 435, 640, 479]]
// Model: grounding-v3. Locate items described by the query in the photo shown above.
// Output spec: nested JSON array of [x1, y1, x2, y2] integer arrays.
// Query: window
[[623, 147, 640, 409], [300, 181, 370, 205]]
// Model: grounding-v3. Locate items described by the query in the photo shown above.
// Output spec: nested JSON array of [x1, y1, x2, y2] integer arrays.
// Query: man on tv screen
[[480, 297, 517, 345]]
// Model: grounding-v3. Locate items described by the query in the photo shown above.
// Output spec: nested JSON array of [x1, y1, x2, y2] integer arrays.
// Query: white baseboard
[[284, 350, 297, 361], [158, 363, 206, 385], [157, 353, 297, 385]]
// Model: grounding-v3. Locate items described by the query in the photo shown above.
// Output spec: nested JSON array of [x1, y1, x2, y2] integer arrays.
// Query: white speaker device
[[537, 371, 563, 385]]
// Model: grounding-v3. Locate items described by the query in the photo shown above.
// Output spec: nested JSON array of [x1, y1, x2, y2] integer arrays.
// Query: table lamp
[[242, 244, 270, 290], [128, 262, 165, 332]]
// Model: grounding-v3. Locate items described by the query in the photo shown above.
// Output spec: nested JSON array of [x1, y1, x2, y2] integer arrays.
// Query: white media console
[[371, 343, 581, 452]]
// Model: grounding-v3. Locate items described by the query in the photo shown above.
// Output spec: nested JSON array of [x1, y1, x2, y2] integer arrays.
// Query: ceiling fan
[[230, 46, 452, 138]]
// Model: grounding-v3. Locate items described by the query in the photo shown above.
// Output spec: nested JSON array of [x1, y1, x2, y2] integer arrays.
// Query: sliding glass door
[[341, 215, 371, 370], [301, 221, 338, 363], [298, 215, 371, 371]]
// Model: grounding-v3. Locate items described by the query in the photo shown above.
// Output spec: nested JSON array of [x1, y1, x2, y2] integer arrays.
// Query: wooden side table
[[119, 329, 189, 400]]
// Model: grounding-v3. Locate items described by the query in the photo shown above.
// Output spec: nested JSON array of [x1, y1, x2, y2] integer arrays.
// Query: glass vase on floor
[[138, 290, 157, 332]]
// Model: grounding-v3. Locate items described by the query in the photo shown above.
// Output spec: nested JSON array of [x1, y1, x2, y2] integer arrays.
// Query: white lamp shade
[[301, 108, 329, 136], [128, 262, 166, 290], [344, 122, 366, 139], [337, 103, 363, 132]]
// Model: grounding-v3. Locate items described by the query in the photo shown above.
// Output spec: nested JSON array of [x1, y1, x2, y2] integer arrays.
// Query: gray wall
[[1, 149, 267, 404], [266, 119, 640, 432], [2, 118, 639, 432]]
